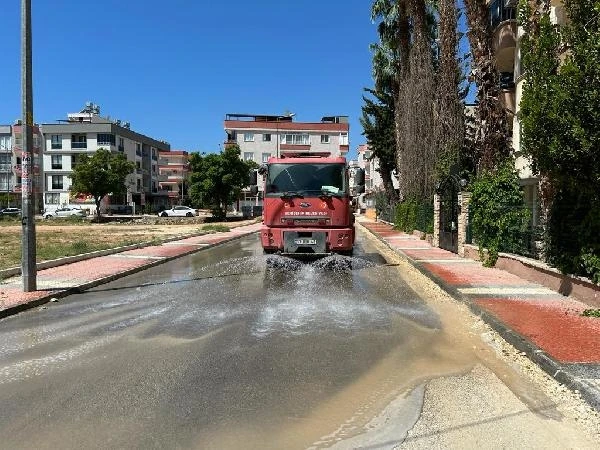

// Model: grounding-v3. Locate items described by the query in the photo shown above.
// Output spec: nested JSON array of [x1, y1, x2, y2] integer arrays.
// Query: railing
[[0, 163, 11, 172], [489, 0, 516, 29], [72, 142, 87, 149]]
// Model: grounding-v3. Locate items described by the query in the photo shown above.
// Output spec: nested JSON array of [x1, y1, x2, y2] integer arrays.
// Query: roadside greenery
[[201, 224, 229, 233], [188, 144, 256, 220], [469, 163, 530, 266], [519, 0, 600, 281], [69, 148, 135, 221], [394, 198, 433, 234]]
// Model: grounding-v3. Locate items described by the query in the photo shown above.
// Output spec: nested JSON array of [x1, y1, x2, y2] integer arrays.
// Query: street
[[0, 231, 597, 449]]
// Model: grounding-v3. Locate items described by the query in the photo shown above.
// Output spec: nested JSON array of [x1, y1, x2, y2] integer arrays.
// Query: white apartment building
[[223, 113, 350, 164], [41, 103, 170, 213]]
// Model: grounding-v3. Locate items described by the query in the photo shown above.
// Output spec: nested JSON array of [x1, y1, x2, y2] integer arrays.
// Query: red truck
[[250, 152, 365, 257]]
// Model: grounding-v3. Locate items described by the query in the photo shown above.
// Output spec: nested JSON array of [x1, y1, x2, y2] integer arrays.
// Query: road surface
[[0, 231, 597, 449]]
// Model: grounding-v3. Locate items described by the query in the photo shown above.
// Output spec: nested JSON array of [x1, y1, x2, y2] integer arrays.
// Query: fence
[[466, 205, 543, 260]]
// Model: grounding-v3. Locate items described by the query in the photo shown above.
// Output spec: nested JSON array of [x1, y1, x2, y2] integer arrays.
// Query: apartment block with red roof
[[157, 150, 189, 207]]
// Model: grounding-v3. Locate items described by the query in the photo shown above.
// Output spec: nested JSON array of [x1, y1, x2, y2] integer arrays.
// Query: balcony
[[0, 163, 11, 172], [13, 164, 40, 175], [72, 142, 87, 149]]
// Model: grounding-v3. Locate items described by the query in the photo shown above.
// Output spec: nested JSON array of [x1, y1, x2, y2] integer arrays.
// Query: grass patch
[[201, 224, 230, 233], [582, 309, 600, 318]]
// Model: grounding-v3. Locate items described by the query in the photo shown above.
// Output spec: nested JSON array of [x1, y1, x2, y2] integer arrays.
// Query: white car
[[43, 207, 87, 219], [158, 206, 197, 217]]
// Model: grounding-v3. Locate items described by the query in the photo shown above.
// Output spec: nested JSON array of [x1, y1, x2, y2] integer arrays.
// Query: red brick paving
[[360, 218, 600, 366], [121, 245, 200, 258], [476, 297, 600, 363]]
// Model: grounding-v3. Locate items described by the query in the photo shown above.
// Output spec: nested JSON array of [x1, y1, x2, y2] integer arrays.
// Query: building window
[[280, 133, 309, 145], [45, 193, 60, 204], [244, 132, 254, 142], [51, 175, 63, 190], [320, 134, 330, 144], [118, 137, 125, 152], [97, 133, 115, 146], [263, 134, 271, 142], [244, 152, 254, 162], [51, 155, 62, 170], [14, 133, 22, 147], [135, 142, 141, 156], [51, 134, 62, 149], [71, 134, 87, 149], [339, 133, 348, 146], [0, 173, 9, 191], [262, 153, 271, 163], [0, 135, 11, 151]]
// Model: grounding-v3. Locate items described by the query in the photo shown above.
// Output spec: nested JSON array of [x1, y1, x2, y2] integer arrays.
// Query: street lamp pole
[[21, 0, 36, 292]]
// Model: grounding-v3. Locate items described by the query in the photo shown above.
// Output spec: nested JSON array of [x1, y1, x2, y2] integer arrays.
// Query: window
[[51, 175, 63, 190], [262, 153, 271, 163], [45, 193, 60, 204], [339, 133, 348, 146], [320, 134, 330, 144], [71, 134, 87, 149], [118, 137, 125, 152], [280, 133, 309, 145], [0, 135, 11, 151], [97, 133, 115, 146], [51, 155, 62, 170], [263, 134, 271, 142], [244, 132, 254, 142], [136, 179, 141, 189], [14, 133, 22, 147], [51, 134, 62, 149], [244, 152, 254, 162], [0, 173, 9, 191], [135, 142, 141, 156]]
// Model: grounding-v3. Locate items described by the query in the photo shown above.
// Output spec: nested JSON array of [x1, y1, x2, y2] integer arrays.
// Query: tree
[[188, 144, 256, 220], [360, 87, 398, 202], [69, 148, 135, 220], [463, 0, 511, 171]]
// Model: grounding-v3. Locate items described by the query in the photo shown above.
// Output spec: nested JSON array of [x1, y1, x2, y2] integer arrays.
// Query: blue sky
[[0, 0, 384, 159]]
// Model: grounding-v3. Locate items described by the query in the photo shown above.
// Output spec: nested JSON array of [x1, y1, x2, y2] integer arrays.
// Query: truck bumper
[[261, 226, 354, 254]]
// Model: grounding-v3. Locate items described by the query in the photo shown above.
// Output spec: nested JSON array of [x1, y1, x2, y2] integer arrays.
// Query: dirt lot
[[0, 218, 258, 271]]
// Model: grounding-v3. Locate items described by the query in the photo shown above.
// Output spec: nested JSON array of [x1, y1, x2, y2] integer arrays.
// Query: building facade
[[0, 123, 43, 210], [223, 113, 350, 163], [157, 150, 189, 207], [40, 104, 170, 213], [224, 113, 350, 208]]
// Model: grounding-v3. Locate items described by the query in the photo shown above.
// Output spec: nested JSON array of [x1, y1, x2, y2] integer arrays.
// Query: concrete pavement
[[0, 222, 262, 319], [358, 218, 600, 411]]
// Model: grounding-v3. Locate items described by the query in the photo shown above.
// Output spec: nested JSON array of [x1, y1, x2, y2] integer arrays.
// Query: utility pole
[[21, 0, 36, 291]]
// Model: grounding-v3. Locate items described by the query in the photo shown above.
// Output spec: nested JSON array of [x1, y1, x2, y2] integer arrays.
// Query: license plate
[[294, 238, 316, 245]]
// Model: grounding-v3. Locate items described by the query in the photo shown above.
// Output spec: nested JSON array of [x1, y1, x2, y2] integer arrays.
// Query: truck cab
[[254, 153, 364, 257]]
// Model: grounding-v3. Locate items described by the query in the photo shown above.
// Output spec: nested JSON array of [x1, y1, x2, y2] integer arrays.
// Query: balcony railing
[[489, 0, 516, 29], [0, 163, 11, 172], [72, 142, 87, 149]]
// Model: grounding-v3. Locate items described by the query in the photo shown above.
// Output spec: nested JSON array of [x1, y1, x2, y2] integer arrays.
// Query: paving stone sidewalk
[[0, 222, 261, 318], [359, 218, 600, 411]]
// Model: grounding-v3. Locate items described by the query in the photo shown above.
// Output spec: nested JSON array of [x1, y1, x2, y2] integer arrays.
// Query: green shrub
[[470, 162, 530, 266], [395, 198, 433, 234]]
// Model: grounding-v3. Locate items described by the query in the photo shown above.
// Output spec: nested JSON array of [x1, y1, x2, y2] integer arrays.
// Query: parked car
[[43, 207, 87, 219], [0, 207, 21, 217], [158, 206, 197, 217]]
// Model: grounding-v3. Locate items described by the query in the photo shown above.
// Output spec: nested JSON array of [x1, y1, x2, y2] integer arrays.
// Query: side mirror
[[356, 184, 365, 194], [258, 164, 267, 175], [249, 185, 259, 196], [354, 168, 365, 186], [249, 169, 258, 185]]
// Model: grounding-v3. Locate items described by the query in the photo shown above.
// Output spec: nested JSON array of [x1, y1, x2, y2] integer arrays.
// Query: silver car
[[43, 207, 87, 219], [158, 206, 197, 217]]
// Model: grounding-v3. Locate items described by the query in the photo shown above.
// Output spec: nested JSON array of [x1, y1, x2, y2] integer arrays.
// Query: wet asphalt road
[[0, 233, 596, 449]]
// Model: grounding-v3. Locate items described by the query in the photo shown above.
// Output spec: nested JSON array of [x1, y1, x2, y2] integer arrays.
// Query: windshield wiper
[[319, 189, 342, 199], [280, 191, 304, 199]]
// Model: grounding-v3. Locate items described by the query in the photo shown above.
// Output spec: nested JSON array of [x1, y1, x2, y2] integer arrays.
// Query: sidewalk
[[0, 222, 262, 319], [358, 218, 600, 411]]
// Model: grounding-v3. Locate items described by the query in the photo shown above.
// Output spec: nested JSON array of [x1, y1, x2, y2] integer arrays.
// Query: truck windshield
[[266, 163, 346, 196]]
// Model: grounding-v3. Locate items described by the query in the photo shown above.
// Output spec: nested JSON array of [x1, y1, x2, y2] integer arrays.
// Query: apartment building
[[224, 113, 350, 208], [489, 0, 568, 220], [223, 113, 350, 163], [41, 103, 170, 213], [0, 123, 43, 210], [157, 150, 189, 207]]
